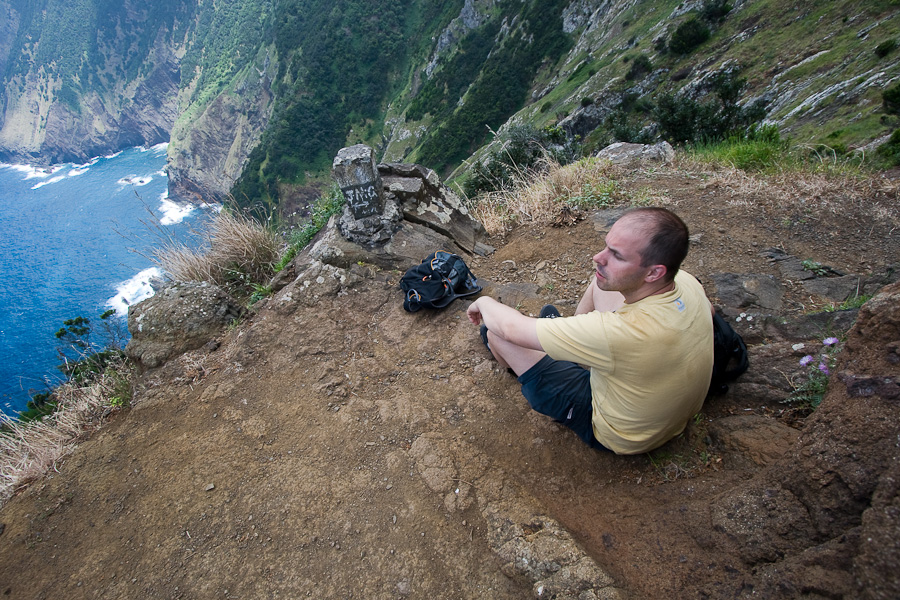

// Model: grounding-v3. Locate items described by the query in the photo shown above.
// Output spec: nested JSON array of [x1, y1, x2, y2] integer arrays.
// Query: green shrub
[[883, 82, 900, 115], [876, 128, 900, 166], [581, 97, 594, 107], [701, 0, 732, 23], [654, 72, 767, 144], [668, 17, 710, 54], [463, 124, 580, 196], [625, 54, 653, 81], [875, 39, 898, 58]]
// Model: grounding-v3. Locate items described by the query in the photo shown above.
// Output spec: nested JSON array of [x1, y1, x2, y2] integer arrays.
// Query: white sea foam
[[151, 142, 169, 153], [105, 150, 123, 160], [106, 267, 163, 316], [159, 193, 195, 225], [31, 174, 67, 189]]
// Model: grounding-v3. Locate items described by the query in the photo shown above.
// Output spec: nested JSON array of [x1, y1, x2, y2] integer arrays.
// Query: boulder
[[596, 141, 675, 165], [125, 281, 244, 370], [284, 151, 493, 277]]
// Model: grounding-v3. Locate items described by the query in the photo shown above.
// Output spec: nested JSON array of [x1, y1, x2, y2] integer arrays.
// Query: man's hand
[[466, 299, 483, 325]]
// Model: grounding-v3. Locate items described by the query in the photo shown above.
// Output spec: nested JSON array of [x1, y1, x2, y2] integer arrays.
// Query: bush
[[153, 211, 280, 299], [654, 72, 767, 145], [625, 54, 653, 81], [668, 17, 710, 55], [463, 125, 580, 197], [876, 128, 900, 167], [701, 0, 732, 23], [875, 39, 898, 58], [883, 82, 900, 116]]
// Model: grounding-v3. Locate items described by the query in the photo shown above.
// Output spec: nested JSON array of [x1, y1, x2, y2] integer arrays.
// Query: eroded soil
[[1, 164, 898, 599]]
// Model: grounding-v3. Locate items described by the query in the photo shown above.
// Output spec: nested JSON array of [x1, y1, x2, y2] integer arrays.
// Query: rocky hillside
[[1, 0, 898, 207], [0, 152, 898, 598]]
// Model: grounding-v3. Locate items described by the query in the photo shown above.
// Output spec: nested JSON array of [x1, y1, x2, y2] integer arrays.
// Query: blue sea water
[[0, 145, 213, 417]]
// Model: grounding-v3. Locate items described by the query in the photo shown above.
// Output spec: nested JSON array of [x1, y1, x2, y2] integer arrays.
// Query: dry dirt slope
[[0, 166, 898, 599]]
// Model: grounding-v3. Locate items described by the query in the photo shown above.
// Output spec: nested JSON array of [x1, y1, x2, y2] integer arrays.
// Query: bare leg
[[485, 330, 546, 376]]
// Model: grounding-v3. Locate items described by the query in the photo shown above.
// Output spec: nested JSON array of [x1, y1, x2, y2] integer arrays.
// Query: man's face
[[592, 217, 652, 295]]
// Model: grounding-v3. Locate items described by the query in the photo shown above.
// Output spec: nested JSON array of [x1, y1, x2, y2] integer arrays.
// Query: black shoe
[[540, 304, 561, 318]]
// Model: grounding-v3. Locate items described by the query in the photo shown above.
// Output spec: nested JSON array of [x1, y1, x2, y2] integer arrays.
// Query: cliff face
[[0, 2, 185, 165], [0, 0, 898, 206], [167, 49, 276, 203]]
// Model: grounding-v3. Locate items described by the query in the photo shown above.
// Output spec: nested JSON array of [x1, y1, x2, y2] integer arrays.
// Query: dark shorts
[[518, 355, 609, 451]]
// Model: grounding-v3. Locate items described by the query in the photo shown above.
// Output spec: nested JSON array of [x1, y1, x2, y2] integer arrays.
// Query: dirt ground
[[0, 164, 898, 599]]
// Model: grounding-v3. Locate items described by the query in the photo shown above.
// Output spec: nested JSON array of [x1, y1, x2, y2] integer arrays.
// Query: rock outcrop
[[125, 281, 245, 371], [699, 281, 900, 599], [300, 159, 492, 275]]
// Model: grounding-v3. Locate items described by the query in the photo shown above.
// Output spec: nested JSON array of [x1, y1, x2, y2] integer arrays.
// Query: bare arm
[[575, 276, 626, 315], [467, 297, 542, 352]]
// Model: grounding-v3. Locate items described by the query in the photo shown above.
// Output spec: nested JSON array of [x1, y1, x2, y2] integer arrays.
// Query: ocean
[[0, 145, 214, 417]]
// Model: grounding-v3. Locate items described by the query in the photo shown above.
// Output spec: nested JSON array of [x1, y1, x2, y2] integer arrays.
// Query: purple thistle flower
[[799, 355, 813, 366], [818, 363, 830, 375], [823, 337, 839, 346]]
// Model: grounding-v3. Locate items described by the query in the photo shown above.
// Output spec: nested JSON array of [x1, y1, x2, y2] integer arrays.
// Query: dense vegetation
[[414, 0, 573, 174], [231, 1, 454, 215], [3, 0, 195, 99]]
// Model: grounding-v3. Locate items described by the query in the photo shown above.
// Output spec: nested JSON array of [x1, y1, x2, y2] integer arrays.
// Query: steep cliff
[[1, 0, 898, 207], [0, 0, 190, 164]]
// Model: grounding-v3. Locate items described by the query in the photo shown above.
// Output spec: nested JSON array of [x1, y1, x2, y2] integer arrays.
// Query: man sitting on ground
[[466, 207, 714, 454]]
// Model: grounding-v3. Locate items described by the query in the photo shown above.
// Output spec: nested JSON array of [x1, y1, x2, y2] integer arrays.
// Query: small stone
[[204, 483, 215, 492]]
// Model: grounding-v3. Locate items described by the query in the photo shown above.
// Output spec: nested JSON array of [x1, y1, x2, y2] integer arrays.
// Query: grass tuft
[[464, 157, 644, 236], [1, 357, 133, 507], [152, 211, 280, 298]]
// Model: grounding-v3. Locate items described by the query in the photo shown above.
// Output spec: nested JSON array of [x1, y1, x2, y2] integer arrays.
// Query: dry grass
[[468, 151, 900, 238], [466, 157, 639, 236], [0, 361, 133, 507], [680, 156, 900, 225], [153, 211, 280, 291]]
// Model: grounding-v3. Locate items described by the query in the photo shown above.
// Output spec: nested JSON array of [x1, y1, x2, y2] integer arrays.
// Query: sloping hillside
[[0, 160, 898, 598], [2, 0, 898, 209]]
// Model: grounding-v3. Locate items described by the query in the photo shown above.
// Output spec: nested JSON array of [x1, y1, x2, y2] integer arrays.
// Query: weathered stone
[[125, 281, 244, 370], [712, 272, 784, 312], [801, 274, 866, 302], [379, 162, 487, 255], [333, 144, 384, 219], [595, 141, 675, 165], [336, 194, 403, 246], [308, 214, 471, 272]]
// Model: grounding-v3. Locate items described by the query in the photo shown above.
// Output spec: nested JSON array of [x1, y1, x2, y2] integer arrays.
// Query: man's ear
[[644, 264, 667, 283]]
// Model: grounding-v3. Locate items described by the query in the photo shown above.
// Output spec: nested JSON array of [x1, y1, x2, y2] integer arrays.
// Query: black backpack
[[709, 311, 750, 395], [400, 251, 482, 312]]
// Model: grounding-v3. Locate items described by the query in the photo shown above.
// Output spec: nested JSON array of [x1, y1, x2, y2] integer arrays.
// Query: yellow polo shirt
[[535, 271, 713, 454]]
